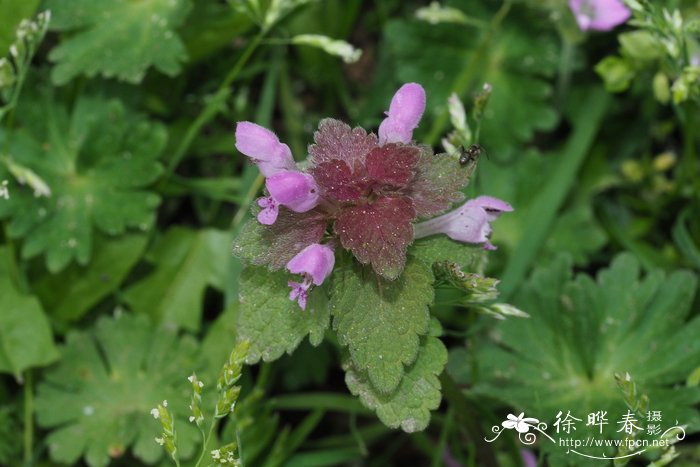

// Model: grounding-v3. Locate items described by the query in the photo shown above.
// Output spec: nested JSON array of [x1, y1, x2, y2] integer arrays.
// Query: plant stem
[[424, 0, 512, 146], [195, 419, 219, 467], [165, 31, 266, 176], [556, 37, 575, 108], [23, 370, 33, 463]]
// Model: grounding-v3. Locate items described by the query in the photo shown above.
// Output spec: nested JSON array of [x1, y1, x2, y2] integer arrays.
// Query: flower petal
[[256, 197, 279, 225], [286, 243, 336, 286], [378, 83, 426, 144], [235, 121, 295, 176], [569, 0, 630, 32], [266, 171, 320, 213]]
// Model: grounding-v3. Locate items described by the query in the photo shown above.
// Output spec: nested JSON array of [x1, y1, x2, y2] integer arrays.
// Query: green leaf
[[595, 56, 636, 93], [412, 236, 485, 272], [472, 254, 700, 464], [45, 0, 192, 84], [123, 227, 231, 331], [0, 90, 165, 272], [384, 14, 559, 155], [344, 336, 447, 433], [35, 313, 199, 467], [331, 258, 434, 394], [0, 246, 58, 377], [238, 266, 330, 364], [34, 233, 148, 322]]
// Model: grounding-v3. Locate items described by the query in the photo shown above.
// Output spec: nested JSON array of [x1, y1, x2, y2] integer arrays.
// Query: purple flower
[[413, 195, 513, 250], [569, 0, 631, 31], [378, 83, 426, 145], [257, 171, 320, 225], [286, 243, 335, 310], [235, 122, 296, 177]]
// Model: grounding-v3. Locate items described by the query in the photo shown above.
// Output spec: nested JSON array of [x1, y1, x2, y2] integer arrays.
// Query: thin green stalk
[[195, 418, 218, 467], [556, 38, 575, 108], [424, 0, 512, 146], [165, 31, 266, 176], [23, 370, 33, 463]]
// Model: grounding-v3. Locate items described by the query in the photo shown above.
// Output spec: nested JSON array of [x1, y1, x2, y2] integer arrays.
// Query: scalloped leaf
[[344, 336, 447, 432], [0, 91, 164, 272], [331, 258, 434, 394], [35, 313, 199, 467], [45, 0, 192, 84], [238, 266, 330, 364]]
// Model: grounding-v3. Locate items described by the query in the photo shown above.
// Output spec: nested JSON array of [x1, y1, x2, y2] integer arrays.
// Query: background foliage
[[0, 0, 699, 466]]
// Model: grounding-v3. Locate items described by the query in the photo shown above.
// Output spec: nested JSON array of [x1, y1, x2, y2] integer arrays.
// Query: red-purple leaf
[[365, 143, 420, 187], [407, 149, 473, 218], [233, 208, 327, 270], [309, 119, 378, 166], [334, 197, 416, 280], [310, 160, 363, 202]]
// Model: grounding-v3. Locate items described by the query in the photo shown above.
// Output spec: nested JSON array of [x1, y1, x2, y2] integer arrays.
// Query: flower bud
[[235, 122, 295, 177], [378, 83, 426, 144]]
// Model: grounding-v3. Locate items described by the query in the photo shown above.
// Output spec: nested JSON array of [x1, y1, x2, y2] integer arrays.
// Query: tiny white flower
[[189, 416, 195, 423], [151, 408, 160, 419], [198, 381, 204, 388], [211, 449, 221, 459], [155, 437, 165, 446], [162, 400, 168, 407], [188, 374, 195, 383]]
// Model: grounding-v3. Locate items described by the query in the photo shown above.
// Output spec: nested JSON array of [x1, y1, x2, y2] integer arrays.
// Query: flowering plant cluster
[[234, 83, 512, 310]]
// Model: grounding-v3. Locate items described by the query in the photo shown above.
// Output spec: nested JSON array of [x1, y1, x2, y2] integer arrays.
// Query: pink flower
[[413, 195, 513, 250], [569, 0, 631, 31], [235, 122, 296, 177], [286, 243, 335, 310], [256, 171, 320, 225], [378, 83, 426, 145]]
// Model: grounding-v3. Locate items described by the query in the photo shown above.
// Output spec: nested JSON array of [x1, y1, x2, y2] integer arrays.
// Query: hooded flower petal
[[266, 171, 320, 213], [235, 122, 296, 177], [569, 0, 631, 31], [286, 243, 335, 286], [413, 195, 513, 250], [378, 83, 426, 145], [286, 243, 335, 310]]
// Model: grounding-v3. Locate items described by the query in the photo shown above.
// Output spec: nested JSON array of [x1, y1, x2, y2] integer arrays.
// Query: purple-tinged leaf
[[309, 119, 378, 166]]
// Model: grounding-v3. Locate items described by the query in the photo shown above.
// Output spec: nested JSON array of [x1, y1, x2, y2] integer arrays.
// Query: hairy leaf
[[335, 196, 416, 280], [35, 314, 199, 467], [412, 236, 486, 273], [407, 149, 472, 218], [0, 91, 164, 272], [309, 118, 377, 166], [344, 336, 447, 432], [309, 160, 363, 202], [0, 247, 58, 377], [238, 266, 330, 364], [45, 0, 192, 84], [331, 258, 434, 394], [365, 143, 419, 187], [232, 208, 327, 270], [123, 228, 230, 331]]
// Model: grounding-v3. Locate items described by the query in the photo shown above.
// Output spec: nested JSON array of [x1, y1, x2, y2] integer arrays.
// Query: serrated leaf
[[331, 258, 434, 394], [238, 266, 330, 364], [472, 254, 700, 465], [0, 246, 58, 377], [34, 233, 148, 322], [232, 208, 326, 271], [45, 0, 192, 84], [344, 336, 447, 432], [0, 90, 165, 272], [309, 118, 378, 166], [408, 149, 473, 218], [335, 196, 416, 280], [35, 313, 200, 467], [123, 227, 230, 331], [384, 15, 558, 155]]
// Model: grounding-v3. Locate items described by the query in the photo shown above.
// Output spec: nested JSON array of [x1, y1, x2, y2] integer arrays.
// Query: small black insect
[[459, 144, 482, 166]]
